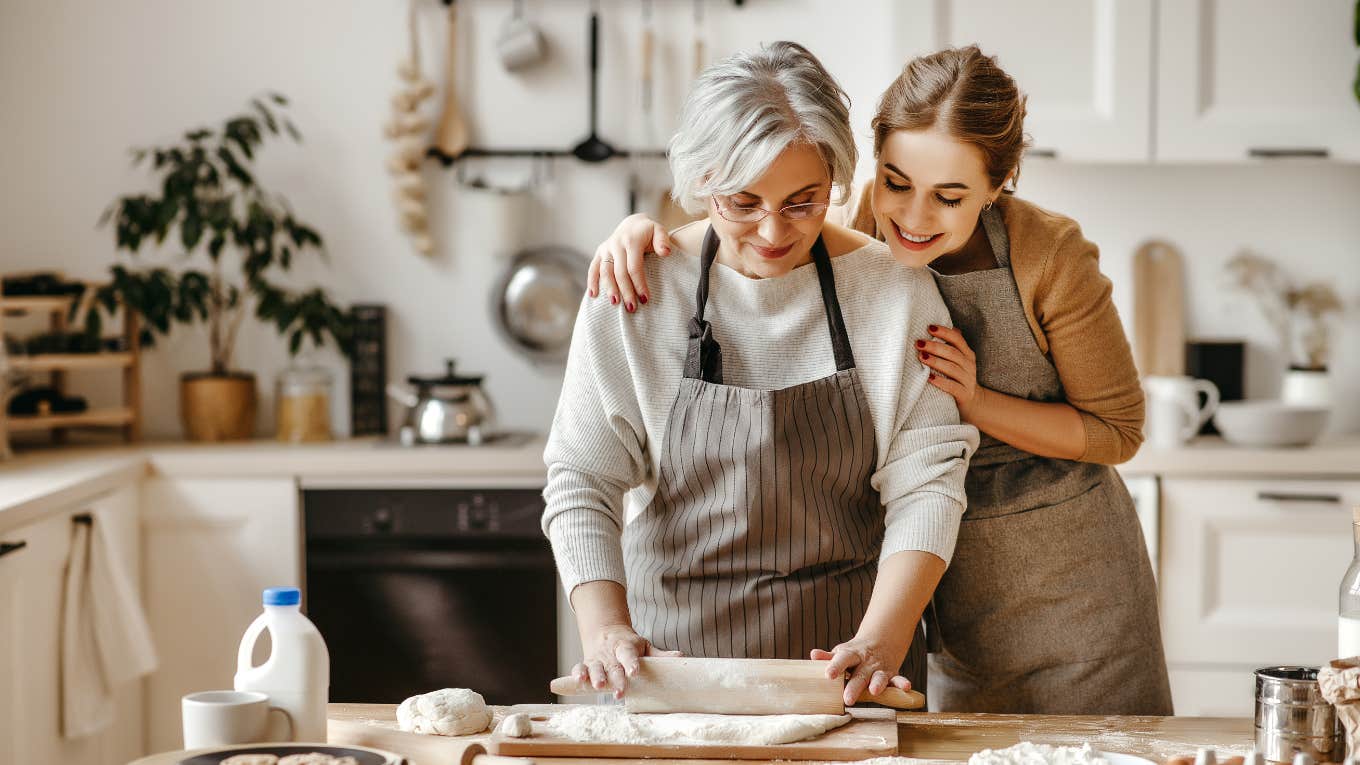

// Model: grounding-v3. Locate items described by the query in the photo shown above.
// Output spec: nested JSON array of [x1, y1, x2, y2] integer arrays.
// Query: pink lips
[[892, 223, 942, 252], [751, 243, 794, 260]]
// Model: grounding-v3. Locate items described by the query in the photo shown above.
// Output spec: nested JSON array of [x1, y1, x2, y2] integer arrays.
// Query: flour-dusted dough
[[277, 755, 338, 765], [499, 712, 533, 738], [396, 688, 492, 736], [219, 756, 279, 765], [547, 704, 852, 746], [969, 742, 1110, 765]]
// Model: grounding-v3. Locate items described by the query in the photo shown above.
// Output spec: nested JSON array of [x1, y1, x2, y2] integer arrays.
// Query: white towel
[[60, 511, 157, 739]]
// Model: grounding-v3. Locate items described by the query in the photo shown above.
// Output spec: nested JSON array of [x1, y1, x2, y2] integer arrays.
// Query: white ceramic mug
[[497, 4, 546, 72], [182, 690, 293, 749], [1144, 375, 1220, 448]]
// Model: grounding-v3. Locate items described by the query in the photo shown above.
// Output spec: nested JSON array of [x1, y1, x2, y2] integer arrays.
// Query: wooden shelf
[[5, 407, 136, 432], [9, 353, 134, 372], [1, 296, 74, 315]]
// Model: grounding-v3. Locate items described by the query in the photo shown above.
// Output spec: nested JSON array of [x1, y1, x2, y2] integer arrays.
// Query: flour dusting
[[547, 704, 852, 745], [969, 742, 1110, 765]]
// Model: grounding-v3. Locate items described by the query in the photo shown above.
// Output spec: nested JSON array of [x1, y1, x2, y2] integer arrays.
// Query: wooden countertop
[[328, 703, 1255, 765], [127, 703, 1255, 764]]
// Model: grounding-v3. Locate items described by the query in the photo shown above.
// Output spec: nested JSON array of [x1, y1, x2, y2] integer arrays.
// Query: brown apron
[[622, 227, 928, 690], [925, 208, 1172, 714]]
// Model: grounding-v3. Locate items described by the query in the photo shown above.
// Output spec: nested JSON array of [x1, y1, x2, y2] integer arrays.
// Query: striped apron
[[925, 208, 1172, 714], [622, 226, 927, 689]]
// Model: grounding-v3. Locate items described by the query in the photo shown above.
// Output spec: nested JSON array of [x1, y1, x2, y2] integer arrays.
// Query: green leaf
[[181, 210, 204, 251], [269, 92, 289, 106], [289, 330, 302, 355]]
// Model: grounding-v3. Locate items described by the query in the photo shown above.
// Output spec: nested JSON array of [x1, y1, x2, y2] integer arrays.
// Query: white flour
[[547, 704, 852, 745], [969, 742, 1110, 765]]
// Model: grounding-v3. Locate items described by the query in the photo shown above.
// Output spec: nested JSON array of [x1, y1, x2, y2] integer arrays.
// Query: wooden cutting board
[[1132, 239, 1187, 377], [489, 704, 896, 761]]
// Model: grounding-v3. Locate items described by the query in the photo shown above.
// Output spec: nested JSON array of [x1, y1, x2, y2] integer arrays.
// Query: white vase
[[1281, 367, 1333, 408]]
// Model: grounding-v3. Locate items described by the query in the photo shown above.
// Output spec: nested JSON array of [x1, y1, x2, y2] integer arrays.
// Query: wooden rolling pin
[[549, 656, 925, 715]]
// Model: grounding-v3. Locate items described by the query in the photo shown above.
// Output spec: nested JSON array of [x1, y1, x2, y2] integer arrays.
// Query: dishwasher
[[302, 486, 557, 705]]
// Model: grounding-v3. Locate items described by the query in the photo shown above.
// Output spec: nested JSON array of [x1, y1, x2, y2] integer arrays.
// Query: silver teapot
[[386, 360, 497, 445]]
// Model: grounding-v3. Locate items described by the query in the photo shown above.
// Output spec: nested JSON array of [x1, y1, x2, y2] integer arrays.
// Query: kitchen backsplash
[[3, 0, 1357, 439]]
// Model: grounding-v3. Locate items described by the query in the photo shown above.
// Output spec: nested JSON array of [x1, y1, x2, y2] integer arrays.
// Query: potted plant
[[1225, 251, 1344, 407], [91, 94, 353, 441]]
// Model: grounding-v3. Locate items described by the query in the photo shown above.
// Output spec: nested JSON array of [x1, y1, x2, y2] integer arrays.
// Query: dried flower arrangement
[[1225, 251, 1344, 371]]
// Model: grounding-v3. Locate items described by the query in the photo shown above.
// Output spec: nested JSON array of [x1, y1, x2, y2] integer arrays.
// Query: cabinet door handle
[[0, 541, 27, 558], [1248, 147, 1329, 159], [1258, 491, 1342, 504], [1027, 148, 1057, 158]]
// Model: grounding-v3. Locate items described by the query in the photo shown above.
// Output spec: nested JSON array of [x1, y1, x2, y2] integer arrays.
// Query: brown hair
[[871, 45, 1028, 192]]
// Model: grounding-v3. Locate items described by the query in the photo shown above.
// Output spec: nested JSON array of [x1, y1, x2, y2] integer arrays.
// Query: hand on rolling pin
[[810, 638, 913, 707], [574, 623, 682, 699]]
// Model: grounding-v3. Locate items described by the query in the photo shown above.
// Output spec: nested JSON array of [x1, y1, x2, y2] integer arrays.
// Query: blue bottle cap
[[263, 587, 301, 606]]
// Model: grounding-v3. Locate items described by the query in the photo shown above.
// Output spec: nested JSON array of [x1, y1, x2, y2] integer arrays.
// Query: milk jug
[[234, 587, 330, 742]]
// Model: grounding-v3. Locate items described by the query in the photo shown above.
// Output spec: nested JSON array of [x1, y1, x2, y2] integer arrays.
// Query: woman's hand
[[810, 639, 912, 706], [917, 324, 982, 419], [587, 214, 675, 312], [572, 623, 682, 698]]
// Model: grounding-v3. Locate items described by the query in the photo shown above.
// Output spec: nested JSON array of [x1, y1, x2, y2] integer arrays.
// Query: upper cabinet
[[1158, 0, 1360, 162], [892, 0, 1360, 163], [893, 0, 1155, 161]]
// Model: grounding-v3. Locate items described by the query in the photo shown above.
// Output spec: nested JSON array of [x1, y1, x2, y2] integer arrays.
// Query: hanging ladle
[[571, 9, 617, 163]]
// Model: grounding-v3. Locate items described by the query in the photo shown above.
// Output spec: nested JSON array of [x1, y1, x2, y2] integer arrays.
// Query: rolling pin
[[548, 656, 925, 715]]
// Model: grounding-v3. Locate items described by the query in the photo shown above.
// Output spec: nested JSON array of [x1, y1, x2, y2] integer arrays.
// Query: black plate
[[178, 744, 391, 765]]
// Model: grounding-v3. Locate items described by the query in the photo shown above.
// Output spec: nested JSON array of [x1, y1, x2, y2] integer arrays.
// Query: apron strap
[[684, 226, 856, 381], [979, 205, 1011, 268], [810, 236, 856, 372], [684, 226, 725, 382]]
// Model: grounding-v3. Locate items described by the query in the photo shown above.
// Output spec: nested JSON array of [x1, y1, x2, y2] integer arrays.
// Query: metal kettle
[[386, 360, 497, 444]]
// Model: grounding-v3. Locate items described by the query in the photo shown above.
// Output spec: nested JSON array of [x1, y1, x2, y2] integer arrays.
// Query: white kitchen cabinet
[[141, 476, 301, 753], [891, 0, 1155, 161], [1160, 477, 1360, 714], [0, 484, 144, 765], [1157, 0, 1360, 162]]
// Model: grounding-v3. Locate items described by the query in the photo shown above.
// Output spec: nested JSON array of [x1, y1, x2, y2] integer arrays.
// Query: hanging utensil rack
[[429, 0, 742, 165]]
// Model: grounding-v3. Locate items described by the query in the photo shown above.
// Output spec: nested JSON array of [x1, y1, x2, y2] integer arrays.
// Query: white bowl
[[1212, 400, 1330, 447]]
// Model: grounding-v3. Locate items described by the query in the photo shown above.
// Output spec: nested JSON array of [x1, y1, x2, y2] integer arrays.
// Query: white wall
[[2, 0, 1357, 440]]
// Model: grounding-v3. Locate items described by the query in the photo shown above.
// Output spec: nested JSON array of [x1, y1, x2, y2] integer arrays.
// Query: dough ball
[[498, 712, 533, 738], [220, 756, 279, 765], [396, 688, 492, 736], [277, 755, 335, 765]]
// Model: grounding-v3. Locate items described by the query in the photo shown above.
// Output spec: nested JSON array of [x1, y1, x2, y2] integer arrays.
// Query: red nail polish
[[611, 295, 619, 305], [928, 324, 939, 332], [915, 339, 926, 349], [920, 351, 930, 360], [588, 289, 597, 298], [929, 373, 936, 380], [626, 302, 635, 312], [640, 294, 648, 305]]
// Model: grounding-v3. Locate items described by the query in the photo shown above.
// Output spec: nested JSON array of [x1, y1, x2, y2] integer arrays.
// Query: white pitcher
[[1144, 375, 1220, 448]]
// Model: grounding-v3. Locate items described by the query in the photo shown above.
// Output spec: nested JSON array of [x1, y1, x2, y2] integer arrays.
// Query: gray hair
[[668, 41, 856, 214]]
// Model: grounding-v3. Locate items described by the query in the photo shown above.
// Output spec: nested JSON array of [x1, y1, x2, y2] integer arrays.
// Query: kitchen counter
[[1120, 435, 1360, 478], [5, 433, 1359, 535], [125, 704, 1255, 765], [0, 436, 548, 533]]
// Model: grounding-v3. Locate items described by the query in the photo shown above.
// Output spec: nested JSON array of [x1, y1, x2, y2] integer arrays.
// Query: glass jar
[[275, 365, 333, 442]]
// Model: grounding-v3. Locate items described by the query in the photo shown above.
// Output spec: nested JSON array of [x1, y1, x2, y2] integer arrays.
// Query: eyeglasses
[[712, 196, 830, 224]]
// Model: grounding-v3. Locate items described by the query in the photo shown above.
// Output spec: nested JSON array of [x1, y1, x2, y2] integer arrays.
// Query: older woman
[[542, 41, 976, 705]]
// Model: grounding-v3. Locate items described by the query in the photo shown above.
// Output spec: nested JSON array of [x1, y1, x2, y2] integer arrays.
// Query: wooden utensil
[[491, 704, 895, 761], [548, 656, 925, 715], [431, 0, 470, 162], [1132, 239, 1187, 377]]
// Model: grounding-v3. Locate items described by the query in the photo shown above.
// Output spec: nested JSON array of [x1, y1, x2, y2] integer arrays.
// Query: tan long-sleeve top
[[851, 189, 1144, 465]]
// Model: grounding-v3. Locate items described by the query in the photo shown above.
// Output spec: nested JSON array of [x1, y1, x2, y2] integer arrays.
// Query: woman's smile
[[748, 241, 797, 260], [888, 220, 944, 252]]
